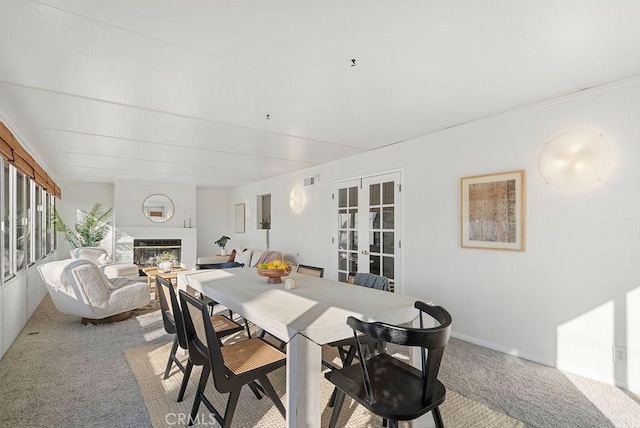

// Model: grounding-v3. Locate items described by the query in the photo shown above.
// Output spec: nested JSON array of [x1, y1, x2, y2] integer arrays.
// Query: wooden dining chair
[[325, 301, 452, 428], [157, 276, 243, 402], [297, 264, 324, 278], [179, 290, 287, 427]]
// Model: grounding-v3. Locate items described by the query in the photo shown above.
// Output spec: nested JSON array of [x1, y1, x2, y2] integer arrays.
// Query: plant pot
[[158, 261, 173, 272], [220, 248, 227, 256]]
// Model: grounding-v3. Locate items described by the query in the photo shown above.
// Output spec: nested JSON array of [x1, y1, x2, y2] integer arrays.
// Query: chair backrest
[[297, 264, 324, 278], [350, 272, 390, 291], [156, 276, 189, 349], [196, 261, 243, 270], [347, 301, 451, 404], [179, 289, 231, 390], [69, 247, 109, 265]]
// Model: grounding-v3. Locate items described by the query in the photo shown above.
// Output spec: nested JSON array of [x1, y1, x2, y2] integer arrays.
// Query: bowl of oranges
[[256, 259, 292, 284]]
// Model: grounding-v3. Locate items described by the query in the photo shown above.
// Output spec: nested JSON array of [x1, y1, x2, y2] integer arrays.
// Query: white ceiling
[[1, 0, 640, 189]]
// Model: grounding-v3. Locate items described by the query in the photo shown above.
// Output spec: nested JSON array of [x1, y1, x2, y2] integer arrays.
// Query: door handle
[[361, 250, 369, 255]]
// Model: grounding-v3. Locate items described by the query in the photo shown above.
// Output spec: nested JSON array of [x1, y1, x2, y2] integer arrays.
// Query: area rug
[[126, 340, 524, 427]]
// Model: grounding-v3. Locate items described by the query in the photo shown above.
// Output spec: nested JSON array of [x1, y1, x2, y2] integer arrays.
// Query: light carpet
[[126, 341, 524, 427]]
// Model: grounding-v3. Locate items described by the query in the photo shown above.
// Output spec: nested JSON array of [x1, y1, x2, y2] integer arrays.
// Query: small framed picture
[[461, 170, 525, 251]]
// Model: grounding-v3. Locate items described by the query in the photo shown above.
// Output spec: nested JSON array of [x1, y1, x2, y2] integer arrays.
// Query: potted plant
[[215, 235, 231, 255], [53, 202, 113, 248], [157, 250, 177, 271]]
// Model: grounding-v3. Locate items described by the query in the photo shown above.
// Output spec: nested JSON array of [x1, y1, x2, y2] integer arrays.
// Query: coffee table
[[142, 266, 186, 298]]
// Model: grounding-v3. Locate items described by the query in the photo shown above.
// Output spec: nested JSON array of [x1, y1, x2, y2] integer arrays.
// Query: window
[[15, 170, 27, 271], [0, 121, 60, 284], [35, 185, 43, 261], [45, 192, 52, 254], [257, 193, 271, 229], [2, 160, 12, 280]]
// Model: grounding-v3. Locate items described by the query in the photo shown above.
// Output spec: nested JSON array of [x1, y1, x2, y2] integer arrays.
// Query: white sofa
[[38, 259, 150, 323], [70, 247, 139, 279], [196, 248, 279, 268]]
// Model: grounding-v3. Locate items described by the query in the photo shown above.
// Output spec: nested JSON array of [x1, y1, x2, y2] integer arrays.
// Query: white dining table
[[178, 268, 433, 428]]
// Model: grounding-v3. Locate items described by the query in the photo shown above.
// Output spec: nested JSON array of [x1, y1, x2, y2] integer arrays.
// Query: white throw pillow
[[234, 248, 252, 266]]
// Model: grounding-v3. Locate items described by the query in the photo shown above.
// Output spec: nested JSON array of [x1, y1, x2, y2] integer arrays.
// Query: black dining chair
[[195, 262, 252, 338], [157, 276, 244, 402], [327, 272, 390, 373], [179, 289, 287, 427], [325, 301, 452, 428]]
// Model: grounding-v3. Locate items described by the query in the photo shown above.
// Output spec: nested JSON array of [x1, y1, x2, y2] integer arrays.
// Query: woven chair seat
[[211, 315, 242, 333], [221, 338, 286, 375]]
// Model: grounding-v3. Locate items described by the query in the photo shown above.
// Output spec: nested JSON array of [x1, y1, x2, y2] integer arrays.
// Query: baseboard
[[450, 331, 640, 395], [450, 332, 557, 368]]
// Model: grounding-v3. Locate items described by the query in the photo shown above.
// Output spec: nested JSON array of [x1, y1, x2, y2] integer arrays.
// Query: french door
[[333, 172, 402, 292]]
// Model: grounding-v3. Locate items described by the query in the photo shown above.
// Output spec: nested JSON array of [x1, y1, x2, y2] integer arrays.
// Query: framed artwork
[[235, 203, 245, 233], [461, 170, 525, 251]]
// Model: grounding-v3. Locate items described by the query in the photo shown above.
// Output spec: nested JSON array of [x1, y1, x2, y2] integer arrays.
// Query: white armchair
[[70, 247, 139, 279], [38, 259, 151, 324]]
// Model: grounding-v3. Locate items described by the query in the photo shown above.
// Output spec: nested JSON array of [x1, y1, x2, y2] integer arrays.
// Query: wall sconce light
[[289, 187, 305, 214], [538, 130, 612, 191]]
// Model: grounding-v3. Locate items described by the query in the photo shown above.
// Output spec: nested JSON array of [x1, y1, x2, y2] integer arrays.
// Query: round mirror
[[142, 194, 175, 223]]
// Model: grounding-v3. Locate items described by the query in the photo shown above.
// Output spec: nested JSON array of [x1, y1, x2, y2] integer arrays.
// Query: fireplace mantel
[[114, 227, 197, 269]]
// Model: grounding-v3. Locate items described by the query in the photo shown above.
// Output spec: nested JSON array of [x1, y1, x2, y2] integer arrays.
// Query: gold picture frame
[[461, 170, 525, 251]]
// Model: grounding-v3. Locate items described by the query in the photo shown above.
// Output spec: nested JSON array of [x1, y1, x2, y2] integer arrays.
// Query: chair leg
[[257, 375, 285, 417], [222, 389, 241, 428], [188, 365, 210, 426], [177, 360, 193, 402], [432, 406, 445, 428], [248, 381, 263, 399], [244, 318, 252, 338], [388, 419, 398, 428], [163, 336, 179, 379], [328, 389, 346, 428]]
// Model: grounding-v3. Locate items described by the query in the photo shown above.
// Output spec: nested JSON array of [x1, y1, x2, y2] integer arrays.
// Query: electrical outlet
[[613, 346, 627, 362]]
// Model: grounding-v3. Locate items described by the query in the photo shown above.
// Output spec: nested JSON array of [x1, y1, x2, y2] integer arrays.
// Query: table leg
[[286, 333, 322, 428]]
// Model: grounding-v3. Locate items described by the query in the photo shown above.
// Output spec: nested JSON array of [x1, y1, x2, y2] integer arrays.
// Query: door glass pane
[[383, 256, 395, 279], [383, 207, 394, 229], [348, 253, 358, 272], [338, 252, 347, 270], [383, 181, 394, 204], [338, 188, 347, 208], [348, 186, 358, 207], [370, 231, 380, 253], [349, 231, 358, 251], [370, 255, 380, 275], [383, 232, 394, 254], [338, 272, 347, 283], [349, 209, 358, 228], [338, 231, 347, 250], [369, 183, 380, 206], [369, 208, 380, 229], [339, 210, 348, 228]]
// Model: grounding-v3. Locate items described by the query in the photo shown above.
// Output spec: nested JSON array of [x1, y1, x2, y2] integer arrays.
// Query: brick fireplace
[[114, 227, 197, 270]]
